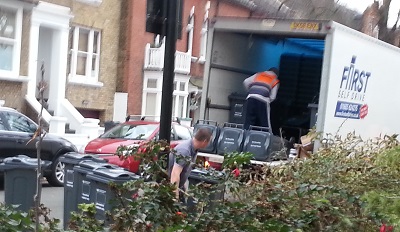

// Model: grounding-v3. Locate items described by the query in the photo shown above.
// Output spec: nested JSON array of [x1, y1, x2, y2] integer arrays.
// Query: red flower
[[232, 168, 240, 177], [381, 224, 387, 232], [380, 224, 394, 232], [176, 211, 185, 218], [131, 193, 139, 199]]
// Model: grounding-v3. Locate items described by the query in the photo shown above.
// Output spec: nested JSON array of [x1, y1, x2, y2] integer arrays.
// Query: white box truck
[[199, 17, 400, 147]]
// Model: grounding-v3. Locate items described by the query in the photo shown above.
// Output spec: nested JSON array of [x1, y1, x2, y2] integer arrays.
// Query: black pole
[[159, 0, 178, 143]]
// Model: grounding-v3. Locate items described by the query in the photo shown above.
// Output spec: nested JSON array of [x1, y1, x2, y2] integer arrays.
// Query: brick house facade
[[120, 0, 252, 124], [0, 0, 253, 139], [64, 0, 121, 122], [0, 0, 122, 136]]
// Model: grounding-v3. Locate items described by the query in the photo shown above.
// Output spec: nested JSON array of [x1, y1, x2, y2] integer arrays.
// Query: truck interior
[[204, 31, 325, 143]]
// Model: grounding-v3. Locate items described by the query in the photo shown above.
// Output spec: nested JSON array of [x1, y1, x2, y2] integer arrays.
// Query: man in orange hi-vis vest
[[243, 67, 280, 133]]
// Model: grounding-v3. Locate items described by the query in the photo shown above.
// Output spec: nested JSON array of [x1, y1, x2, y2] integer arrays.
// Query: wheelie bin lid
[[59, 152, 107, 165], [0, 155, 51, 170], [87, 168, 141, 184], [73, 160, 117, 173]]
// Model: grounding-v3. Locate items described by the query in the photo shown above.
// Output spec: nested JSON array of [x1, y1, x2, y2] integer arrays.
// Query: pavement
[[0, 181, 64, 228]]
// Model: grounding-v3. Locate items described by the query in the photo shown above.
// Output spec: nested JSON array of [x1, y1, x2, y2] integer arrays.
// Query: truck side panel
[[320, 22, 400, 139]]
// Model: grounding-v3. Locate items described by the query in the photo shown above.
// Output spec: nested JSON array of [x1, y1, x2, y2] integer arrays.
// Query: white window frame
[[186, 6, 194, 55], [0, 3, 22, 80], [68, 26, 103, 87], [198, 1, 210, 64], [172, 77, 189, 119], [141, 74, 189, 120], [142, 74, 162, 120]]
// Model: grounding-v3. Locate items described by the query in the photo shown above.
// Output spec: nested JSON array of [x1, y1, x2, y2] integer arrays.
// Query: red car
[[84, 118, 193, 173]]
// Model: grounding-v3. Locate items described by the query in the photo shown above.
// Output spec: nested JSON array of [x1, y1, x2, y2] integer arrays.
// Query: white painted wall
[[113, 92, 128, 122]]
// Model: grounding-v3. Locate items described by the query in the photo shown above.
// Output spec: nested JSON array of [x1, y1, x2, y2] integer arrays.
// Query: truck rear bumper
[[197, 152, 288, 166]]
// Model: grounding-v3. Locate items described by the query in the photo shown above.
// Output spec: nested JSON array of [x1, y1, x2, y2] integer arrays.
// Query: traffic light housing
[[146, 0, 183, 39]]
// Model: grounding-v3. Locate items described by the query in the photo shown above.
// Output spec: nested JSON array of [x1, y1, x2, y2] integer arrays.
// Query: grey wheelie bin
[[187, 168, 225, 212], [86, 168, 141, 224], [73, 161, 118, 206], [0, 155, 50, 212], [59, 152, 107, 229]]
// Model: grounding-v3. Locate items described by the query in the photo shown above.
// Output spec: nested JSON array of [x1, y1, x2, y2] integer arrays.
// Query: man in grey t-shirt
[[169, 128, 212, 200]]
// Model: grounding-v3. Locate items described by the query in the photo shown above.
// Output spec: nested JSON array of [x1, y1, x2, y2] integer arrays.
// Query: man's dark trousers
[[244, 97, 268, 130]]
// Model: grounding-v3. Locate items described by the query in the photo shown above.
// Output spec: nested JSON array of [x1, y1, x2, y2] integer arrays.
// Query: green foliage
[[0, 203, 61, 232], [68, 203, 103, 232], [2, 133, 393, 231], [105, 135, 400, 231], [0, 203, 34, 232], [222, 151, 253, 169]]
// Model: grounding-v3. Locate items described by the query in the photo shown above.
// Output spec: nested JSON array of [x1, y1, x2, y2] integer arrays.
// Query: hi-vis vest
[[248, 71, 279, 98]]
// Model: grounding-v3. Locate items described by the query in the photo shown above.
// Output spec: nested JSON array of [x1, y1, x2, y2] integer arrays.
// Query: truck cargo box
[[199, 18, 400, 145]]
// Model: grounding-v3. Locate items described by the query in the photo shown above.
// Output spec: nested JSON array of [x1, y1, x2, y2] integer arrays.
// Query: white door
[[36, 26, 53, 103]]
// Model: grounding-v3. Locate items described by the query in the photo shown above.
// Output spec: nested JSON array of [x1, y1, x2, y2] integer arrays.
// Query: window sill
[[68, 76, 103, 87], [191, 56, 198, 62], [75, 0, 102, 6], [0, 75, 29, 82]]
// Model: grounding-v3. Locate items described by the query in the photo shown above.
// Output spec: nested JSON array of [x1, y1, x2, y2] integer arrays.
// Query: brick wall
[[121, 0, 154, 115], [19, 11, 31, 77], [0, 81, 27, 111], [123, 0, 252, 115], [61, 0, 122, 122]]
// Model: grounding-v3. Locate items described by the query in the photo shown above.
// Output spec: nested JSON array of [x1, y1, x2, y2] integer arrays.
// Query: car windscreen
[[100, 124, 158, 140], [2, 111, 37, 133]]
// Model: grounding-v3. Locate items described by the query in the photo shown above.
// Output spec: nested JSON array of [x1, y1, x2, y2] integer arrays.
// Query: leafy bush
[[67, 203, 103, 232], [0, 203, 34, 231], [4, 133, 396, 231], [109, 134, 400, 231], [0, 203, 61, 232]]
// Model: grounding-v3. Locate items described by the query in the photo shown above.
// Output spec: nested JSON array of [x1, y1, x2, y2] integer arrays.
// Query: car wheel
[[46, 156, 65, 187]]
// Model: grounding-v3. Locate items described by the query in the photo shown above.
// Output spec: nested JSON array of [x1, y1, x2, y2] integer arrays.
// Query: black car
[[0, 107, 77, 186]]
